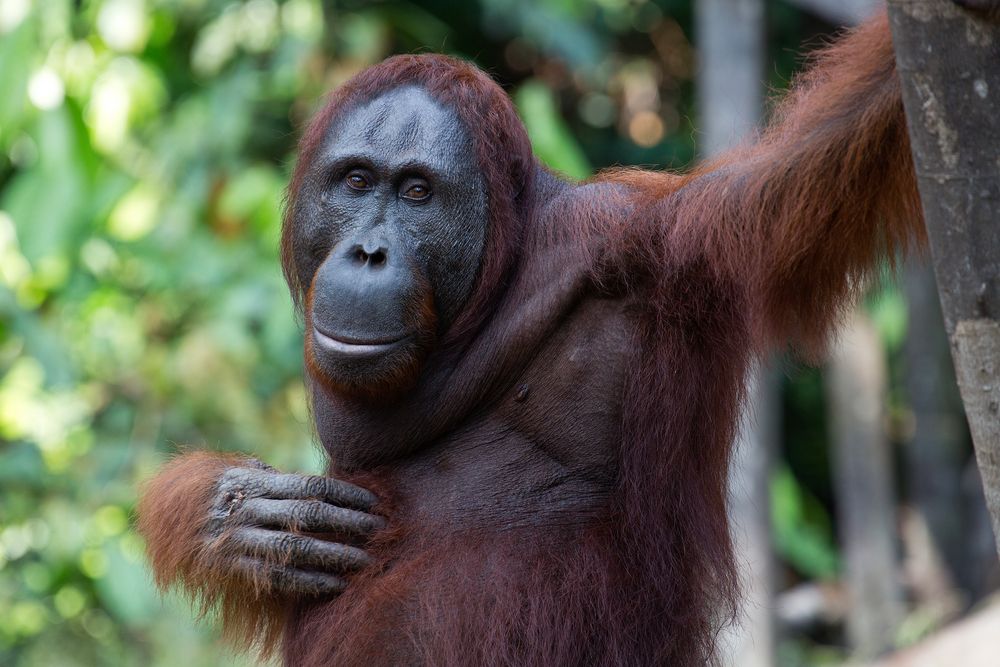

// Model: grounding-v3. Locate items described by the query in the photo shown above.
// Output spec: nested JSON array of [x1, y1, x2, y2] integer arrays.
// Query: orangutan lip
[[312, 327, 410, 356]]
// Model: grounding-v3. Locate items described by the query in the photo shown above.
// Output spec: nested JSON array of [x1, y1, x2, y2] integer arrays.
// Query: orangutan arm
[[686, 12, 924, 355], [135, 451, 383, 653], [618, 13, 924, 358]]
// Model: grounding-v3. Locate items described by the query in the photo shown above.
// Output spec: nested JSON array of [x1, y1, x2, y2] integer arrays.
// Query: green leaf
[[2, 106, 95, 265], [515, 81, 592, 180], [93, 537, 162, 624], [0, 16, 33, 138], [770, 464, 840, 580]]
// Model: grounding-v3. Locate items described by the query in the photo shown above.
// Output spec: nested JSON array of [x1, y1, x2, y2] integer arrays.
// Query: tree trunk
[[828, 312, 903, 658], [694, 2, 776, 665], [887, 0, 1000, 557], [695, 0, 765, 154], [720, 369, 779, 667], [901, 262, 965, 612]]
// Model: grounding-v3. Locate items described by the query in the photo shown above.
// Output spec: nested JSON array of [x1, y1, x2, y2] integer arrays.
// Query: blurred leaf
[[481, 0, 603, 67], [0, 17, 33, 138], [2, 105, 94, 264], [377, 4, 451, 48], [867, 281, 907, 350], [515, 80, 591, 179], [339, 13, 388, 61], [771, 464, 839, 580], [93, 539, 161, 624], [0, 442, 47, 487]]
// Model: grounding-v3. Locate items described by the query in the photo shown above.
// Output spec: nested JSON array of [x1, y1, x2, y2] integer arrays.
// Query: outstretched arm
[[614, 13, 923, 358], [136, 451, 383, 654]]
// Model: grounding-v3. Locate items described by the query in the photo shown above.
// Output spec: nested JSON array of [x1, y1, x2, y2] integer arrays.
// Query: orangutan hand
[[205, 459, 385, 596]]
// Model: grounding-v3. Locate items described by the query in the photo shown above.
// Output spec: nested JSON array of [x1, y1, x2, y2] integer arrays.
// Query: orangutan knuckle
[[220, 466, 244, 485], [244, 457, 273, 472], [300, 502, 323, 526], [274, 532, 296, 555], [304, 475, 327, 499]]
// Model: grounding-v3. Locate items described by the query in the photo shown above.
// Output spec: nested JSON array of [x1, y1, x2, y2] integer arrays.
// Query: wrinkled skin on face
[[288, 86, 488, 398]]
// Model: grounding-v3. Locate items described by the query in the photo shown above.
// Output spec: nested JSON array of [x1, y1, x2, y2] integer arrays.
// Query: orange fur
[[135, 451, 291, 656], [140, 14, 927, 667], [606, 13, 924, 359]]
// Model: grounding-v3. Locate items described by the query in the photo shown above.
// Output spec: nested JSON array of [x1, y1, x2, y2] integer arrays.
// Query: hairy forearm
[[137, 451, 242, 590], [704, 13, 920, 355], [137, 451, 382, 656], [136, 452, 290, 652]]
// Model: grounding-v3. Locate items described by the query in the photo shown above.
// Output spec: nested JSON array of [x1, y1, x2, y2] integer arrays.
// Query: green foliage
[[771, 464, 840, 580], [867, 279, 907, 352], [0, 1, 329, 664], [515, 80, 593, 179]]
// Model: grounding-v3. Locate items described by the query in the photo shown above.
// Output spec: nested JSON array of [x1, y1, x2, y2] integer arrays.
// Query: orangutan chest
[[395, 297, 629, 530]]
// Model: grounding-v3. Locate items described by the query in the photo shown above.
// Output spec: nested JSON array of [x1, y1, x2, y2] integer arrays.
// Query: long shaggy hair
[[283, 14, 922, 667], [138, 14, 924, 667]]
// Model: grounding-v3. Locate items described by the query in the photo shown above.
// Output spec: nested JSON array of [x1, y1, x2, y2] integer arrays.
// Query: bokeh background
[[0, 1, 996, 665]]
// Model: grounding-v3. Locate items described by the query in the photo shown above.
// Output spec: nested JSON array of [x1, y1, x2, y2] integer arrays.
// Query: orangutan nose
[[351, 242, 388, 268]]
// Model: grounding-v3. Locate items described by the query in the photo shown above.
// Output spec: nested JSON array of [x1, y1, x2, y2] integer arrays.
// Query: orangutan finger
[[235, 556, 347, 596], [236, 497, 384, 535], [231, 526, 371, 572], [220, 467, 378, 511], [258, 470, 378, 511]]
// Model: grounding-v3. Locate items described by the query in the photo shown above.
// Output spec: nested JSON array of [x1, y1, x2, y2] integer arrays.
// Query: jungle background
[[0, 0, 996, 665]]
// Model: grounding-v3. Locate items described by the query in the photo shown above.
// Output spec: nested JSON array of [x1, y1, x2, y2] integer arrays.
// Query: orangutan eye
[[400, 178, 431, 202], [345, 171, 372, 191]]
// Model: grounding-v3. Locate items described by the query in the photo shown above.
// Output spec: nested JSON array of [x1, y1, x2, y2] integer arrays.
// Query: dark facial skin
[[290, 86, 488, 397]]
